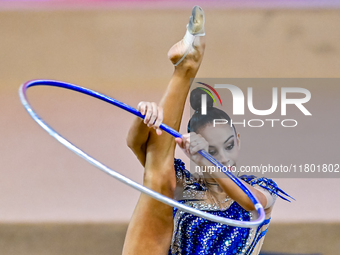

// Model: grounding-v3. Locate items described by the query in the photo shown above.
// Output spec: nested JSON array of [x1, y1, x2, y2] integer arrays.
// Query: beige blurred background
[[0, 1, 340, 254]]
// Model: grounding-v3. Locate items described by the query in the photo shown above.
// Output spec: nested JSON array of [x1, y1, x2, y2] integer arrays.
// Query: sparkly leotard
[[168, 159, 291, 255]]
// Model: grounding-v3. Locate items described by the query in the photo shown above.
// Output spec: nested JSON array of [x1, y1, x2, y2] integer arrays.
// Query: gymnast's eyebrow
[[224, 135, 234, 144]]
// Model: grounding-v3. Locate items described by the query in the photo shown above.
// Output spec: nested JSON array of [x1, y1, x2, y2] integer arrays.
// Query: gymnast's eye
[[225, 141, 234, 151], [208, 147, 217, 156]]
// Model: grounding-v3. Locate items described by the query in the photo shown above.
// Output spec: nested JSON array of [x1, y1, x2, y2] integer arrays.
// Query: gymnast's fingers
[[148, 102, 158, 127], [143, 102, 153, 125], [191, 141, 208, 155], [184, 135, 191, 154], [177, 134, 188, 150], [189, 132, 199, 146], [181, 133, 190, 145], [175, 137, 183, 147], [155, 128, 162, 135], [190, 134, 208, 154], [154, 106, 163, 135], [137, 101, 146, 115], [153, 106, 163, 128]]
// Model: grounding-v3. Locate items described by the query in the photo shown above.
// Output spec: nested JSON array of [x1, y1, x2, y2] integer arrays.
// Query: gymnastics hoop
[[19, 79, 265, 228]]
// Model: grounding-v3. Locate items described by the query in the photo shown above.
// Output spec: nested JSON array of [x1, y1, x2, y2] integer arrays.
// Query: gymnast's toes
[[187, 6, 205, 36]]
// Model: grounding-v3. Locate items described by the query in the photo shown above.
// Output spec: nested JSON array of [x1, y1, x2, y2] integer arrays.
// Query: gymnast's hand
[[137, 101, 163, 135], [175, 133, 210, 166]]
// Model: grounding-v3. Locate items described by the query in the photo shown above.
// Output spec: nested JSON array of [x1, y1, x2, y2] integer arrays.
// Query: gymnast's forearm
[[209, 170, 267, 211]]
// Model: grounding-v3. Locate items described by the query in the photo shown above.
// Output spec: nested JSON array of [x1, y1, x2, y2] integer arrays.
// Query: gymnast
[[122, 6, 292, 255]]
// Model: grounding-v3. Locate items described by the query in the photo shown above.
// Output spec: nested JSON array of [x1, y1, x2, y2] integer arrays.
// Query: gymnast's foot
[[168, 6, 205, 72]]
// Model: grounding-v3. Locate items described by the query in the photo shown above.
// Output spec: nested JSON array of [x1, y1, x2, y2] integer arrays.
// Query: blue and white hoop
[[19, 79, 265, 228]]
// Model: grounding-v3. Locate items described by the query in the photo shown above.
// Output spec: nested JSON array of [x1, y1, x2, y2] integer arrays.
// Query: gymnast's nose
[[219, 153, 230, 166]]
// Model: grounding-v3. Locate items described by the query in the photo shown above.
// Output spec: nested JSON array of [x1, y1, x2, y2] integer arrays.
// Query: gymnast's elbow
[[242, 191, 267, 212], [126, 134, 138, 152], [242, 201, 256, 212], [126, 133, 145, 156], [126, 133, 134, 149]]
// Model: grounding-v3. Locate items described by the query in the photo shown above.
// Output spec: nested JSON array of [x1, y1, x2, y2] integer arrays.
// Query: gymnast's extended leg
[[122, 6, 205, 255]]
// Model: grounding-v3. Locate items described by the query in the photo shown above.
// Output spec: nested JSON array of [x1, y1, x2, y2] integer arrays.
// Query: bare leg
[[122, 6, 205, 255]]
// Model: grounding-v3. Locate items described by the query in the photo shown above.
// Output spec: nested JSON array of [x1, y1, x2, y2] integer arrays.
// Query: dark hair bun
[[190, 87, 214, 112]]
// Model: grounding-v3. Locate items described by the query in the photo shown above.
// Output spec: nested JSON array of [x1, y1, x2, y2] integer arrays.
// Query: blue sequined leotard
[[168, 159, 292, 255]]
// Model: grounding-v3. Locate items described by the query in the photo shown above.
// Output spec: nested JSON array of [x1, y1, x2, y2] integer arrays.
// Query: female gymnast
[[122, 6, 292, 255]]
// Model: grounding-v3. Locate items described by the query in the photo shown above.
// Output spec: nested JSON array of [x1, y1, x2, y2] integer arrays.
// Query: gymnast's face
[[197, 124, 240, 167]]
